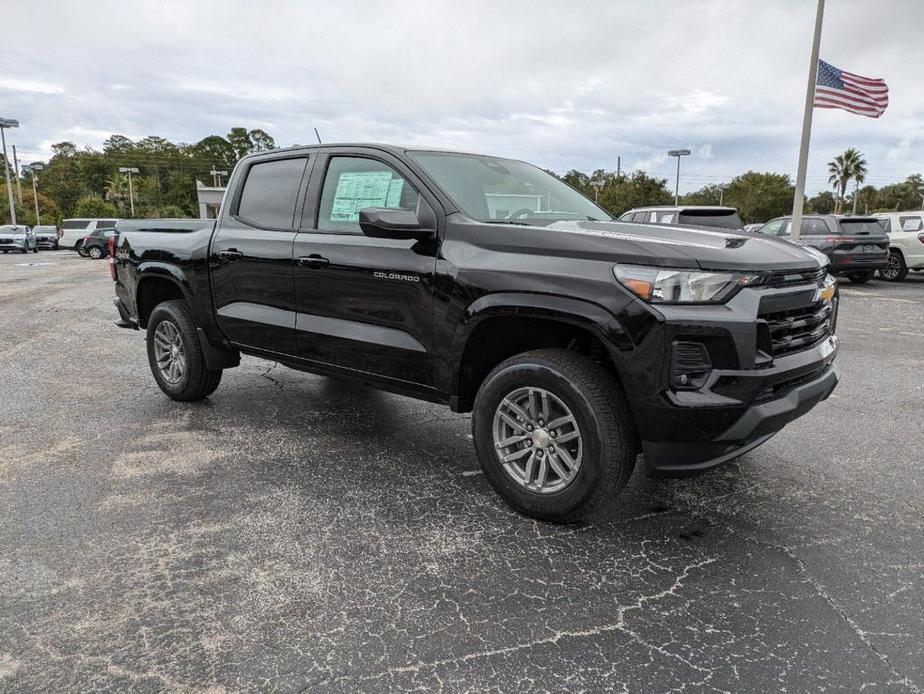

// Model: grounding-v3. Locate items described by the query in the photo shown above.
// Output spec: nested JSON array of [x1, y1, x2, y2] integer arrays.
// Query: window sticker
[[901, 217, 922, 232], [330, 171, 395, 222]]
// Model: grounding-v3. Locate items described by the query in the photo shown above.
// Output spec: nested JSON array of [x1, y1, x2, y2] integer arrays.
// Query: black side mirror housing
[[358, 208, 435, 240]]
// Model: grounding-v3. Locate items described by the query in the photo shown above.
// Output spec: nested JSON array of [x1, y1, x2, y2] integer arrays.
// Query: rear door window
[[657, 212, 676, 223], [899, 215, 923, 232], [95, 220, 117, 229], [237, 157, 308, 229], [800, 219, 829, 235], [62, 220, 89, 229], [677, 210, 744, 229], [631, 211, 649, 222]]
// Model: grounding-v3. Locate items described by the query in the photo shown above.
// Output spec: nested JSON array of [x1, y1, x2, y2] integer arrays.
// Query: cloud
[[3, 0, 923, 194]]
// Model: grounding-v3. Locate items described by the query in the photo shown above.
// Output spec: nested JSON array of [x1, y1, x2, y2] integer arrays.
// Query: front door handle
[[218, 249, 244, 261], [297, 254, 330, 269]]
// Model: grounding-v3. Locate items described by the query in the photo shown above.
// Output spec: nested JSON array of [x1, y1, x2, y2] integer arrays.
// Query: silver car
[[0, 225, 38, 254], [32, 225, 60, 250]]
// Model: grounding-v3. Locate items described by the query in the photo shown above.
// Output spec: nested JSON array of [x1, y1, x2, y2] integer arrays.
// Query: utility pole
[[119, 166, 139, 217], [210, 169, 228, 187], [30, 163, 44, 225], [12, 144, 22, 205], [719, 184, 726, 206], [0, 118, 20, 225], [667, 149, 691, 206], [616, 156, 621, 179]]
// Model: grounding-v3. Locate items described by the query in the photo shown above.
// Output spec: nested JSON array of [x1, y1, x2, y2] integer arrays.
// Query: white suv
[[59, 218, 119, 251], [873, 212, 924, 281]]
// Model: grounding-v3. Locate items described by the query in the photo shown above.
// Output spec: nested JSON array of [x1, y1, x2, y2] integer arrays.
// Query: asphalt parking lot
[[1, 250, 922, 693]]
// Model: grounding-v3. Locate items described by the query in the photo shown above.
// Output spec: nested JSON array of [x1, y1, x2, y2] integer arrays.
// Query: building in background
[[196, 180, 226, 219]]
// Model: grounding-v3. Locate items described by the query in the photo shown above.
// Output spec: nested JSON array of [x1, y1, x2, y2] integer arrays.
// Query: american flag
[[814, 59, 889, 118]]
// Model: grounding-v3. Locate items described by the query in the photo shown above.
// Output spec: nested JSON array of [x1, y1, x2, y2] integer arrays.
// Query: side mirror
[[358, 208, 435, 240]]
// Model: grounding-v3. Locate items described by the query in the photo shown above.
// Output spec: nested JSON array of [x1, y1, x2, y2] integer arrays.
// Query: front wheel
[[472, 349, 637, 523], [846, 270, 874, 284], [88, 246, 103, 259], [147, 300, 222, 401], [32, 247, 39, 254], [879, 252, 908, 282]]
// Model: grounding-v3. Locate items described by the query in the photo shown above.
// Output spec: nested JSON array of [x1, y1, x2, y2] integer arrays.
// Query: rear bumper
[[830, 254, 888, 272]]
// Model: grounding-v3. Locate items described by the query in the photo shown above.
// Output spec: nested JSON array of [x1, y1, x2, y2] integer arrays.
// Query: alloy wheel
[[153, 320, 186, 384], [492, 386, 583, 494], [881, 254, 900, 281]]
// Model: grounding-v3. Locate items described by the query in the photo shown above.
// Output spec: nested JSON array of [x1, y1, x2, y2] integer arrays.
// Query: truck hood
[[528, 220, 826, 272]]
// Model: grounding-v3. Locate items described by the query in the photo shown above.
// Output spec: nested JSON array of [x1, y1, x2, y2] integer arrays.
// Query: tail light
[[84, 235, 92, 244], [108, 234, 117, 281]]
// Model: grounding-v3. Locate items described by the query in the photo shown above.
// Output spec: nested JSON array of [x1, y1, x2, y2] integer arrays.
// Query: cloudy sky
[[4, 0, 923, 194]]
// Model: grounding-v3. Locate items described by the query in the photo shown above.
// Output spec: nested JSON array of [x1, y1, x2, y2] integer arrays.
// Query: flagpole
[[791, 0, 825, 242]]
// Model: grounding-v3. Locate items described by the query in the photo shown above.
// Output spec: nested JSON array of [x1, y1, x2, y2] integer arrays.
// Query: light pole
[[30, 163, 44, 225], [210, 169, 228, 187], [590, 179, 605, 204], [119, 166, 139, 217], [719, 184, 727, 206], [918, 185, 924, 212], [0, 118, 20, 225], [668, 149, 691, 206]]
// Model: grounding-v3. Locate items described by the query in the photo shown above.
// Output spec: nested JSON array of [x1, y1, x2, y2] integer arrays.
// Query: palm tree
[[828, 148, 866, 214]]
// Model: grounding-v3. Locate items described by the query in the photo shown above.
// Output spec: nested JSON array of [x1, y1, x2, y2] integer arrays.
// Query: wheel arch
[[449, 293, 629, 412], [135, 269, 193, 328]]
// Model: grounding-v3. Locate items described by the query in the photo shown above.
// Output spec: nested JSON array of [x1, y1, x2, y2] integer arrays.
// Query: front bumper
[[0, 242, 26, 251], [612, 279, 840, 476], [642, 344, 838, 475]]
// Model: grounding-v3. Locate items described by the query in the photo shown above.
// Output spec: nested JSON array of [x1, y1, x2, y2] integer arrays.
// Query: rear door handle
[[297, 254, 330, 269], [218, 249, 244, 261]]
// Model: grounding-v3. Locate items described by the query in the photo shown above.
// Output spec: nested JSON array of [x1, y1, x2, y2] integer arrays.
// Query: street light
[[0, 118, 20, 225], [210, 169, 228, 187], [30, 163, 44, 225], [119, 166, 139, 217], [590, 179, 605, 204], [667, 149, 691, 206]]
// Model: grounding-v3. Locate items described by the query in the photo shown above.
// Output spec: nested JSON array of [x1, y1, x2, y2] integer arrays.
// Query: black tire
[[32, 247, 39, 254], [879, 251, 908, 282], [846, 270, 874, 284], [88, 246, 103, 259], [146, 300, 222, 401], [472, 348, 637, 523], [76, 242, 89, 257]]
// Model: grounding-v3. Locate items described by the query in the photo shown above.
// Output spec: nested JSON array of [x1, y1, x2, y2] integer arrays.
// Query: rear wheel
[[88, 246, 103, 259], [879, 251, 908, 282], [76, 242, 89, 257], [472, 349, 637, 523], [147, 300, 222, 401], [32, 246, 38, 254], [846, 270, 874, 284]]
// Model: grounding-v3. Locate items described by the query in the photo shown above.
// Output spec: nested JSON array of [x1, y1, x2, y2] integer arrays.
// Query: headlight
[[613, 264, 759, 304]]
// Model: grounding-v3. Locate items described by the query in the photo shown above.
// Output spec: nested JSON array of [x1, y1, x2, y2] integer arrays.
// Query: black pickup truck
[[111, 144, 840, 522]]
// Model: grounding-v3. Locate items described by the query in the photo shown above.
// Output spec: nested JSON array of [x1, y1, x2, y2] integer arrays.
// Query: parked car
[[872, 211, 924, 282], [110, 144, 838, 523], [618, 205, 744, 230], [32, 225, 60, 250], [743, 223, 762, 233], [80, 227, 117, 259], [59, 218, 119, 253], [754, 215, 889, 283], [0, 225, 38, 254]]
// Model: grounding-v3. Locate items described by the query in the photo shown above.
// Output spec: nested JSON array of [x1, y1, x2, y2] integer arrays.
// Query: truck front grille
[[765, 267, 826, 289], [760, 301, 833, 357]]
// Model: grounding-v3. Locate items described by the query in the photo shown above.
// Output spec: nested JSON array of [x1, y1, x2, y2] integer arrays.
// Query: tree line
[[0, 127, 276, 225], [2, 137, 921, 226], [563, 150, 923, 224]]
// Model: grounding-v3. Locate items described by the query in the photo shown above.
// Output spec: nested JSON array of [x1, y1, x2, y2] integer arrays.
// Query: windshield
[[409, 151, 611, 224]]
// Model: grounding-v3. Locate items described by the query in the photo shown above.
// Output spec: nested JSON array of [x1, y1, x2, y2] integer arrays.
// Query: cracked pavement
[[1, 251, 922, 692]]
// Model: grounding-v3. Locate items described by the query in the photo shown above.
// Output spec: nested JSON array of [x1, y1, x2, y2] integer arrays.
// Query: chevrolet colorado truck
[[111, 144, 840, 522]]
